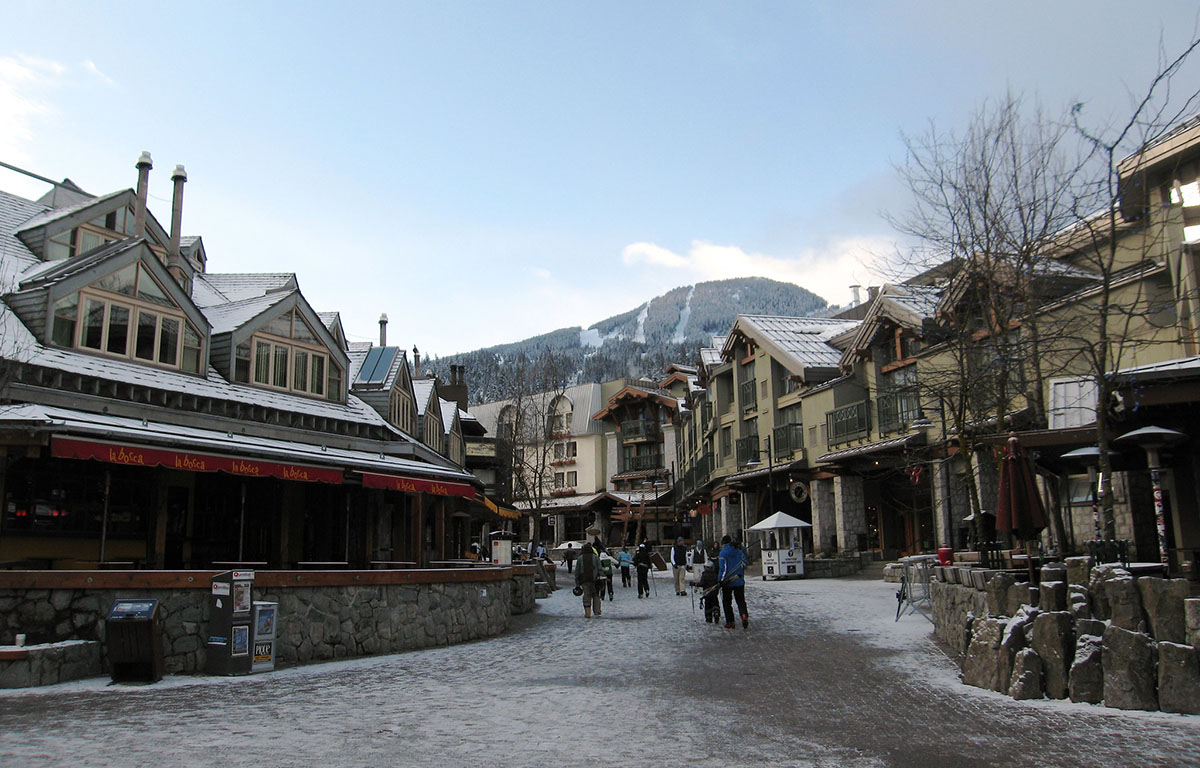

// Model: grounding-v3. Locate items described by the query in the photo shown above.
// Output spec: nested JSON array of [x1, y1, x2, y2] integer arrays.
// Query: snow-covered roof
[[13, 188, 128, 234], [195, 273, 297, 306], [0, 403, 473, 483], [726, 315, 859, 374], [440, 398, 458, 434], [202, 291, 292, 335], [412, 379, 436, 416]]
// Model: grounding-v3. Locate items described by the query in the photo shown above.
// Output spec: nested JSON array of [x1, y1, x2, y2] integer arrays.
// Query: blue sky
[[2, 2, 1199, 355]]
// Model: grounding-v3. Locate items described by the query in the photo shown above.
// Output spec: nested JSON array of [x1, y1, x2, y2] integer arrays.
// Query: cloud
[[82, 60, 116, 87], [620, 237, 893, 307], [528, 266, 552, 281], [0, 55, 63, 160]]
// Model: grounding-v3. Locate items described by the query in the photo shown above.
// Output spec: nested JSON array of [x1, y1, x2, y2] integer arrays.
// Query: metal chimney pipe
[[379, 313, 388, 347], [132, 152, 152, 238], [850, 285, 862, 306], [168, 164, 187, 272], [413, 346, 421, 378]]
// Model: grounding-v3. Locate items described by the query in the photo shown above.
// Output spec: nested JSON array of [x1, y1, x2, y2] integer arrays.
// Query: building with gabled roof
[[0, 155, 490, 571]]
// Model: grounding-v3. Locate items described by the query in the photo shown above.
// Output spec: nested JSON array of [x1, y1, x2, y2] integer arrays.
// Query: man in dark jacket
[[718, 535, 749, 629], [562, 543, 576, 573], [574, 542, 602, 618], [633, 543, 652, 598], [670, 537, 689, 596]]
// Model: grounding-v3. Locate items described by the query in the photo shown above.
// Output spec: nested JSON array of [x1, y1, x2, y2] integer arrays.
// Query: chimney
[[168, 164, 187, 275], [132, 151, 152, 238], [442, 365, 469, 412], [379, 313, 388, 347], [413, 346, 421, 378], [850, 285, 861, 306]]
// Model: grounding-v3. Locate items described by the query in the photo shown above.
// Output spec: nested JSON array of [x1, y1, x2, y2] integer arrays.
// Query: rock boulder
[[1102, 625, 1158, 711], [1136, 577, 1189, 643], [1157, 641, 1200, 715], [1031, 611, 1075, 699]]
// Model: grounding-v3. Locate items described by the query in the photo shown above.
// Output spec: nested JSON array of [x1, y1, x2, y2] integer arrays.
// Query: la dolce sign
[[51, 436, 344, 484]]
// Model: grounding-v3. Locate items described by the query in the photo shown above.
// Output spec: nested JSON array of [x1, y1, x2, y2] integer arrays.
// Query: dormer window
[[46, 209, 135, 261], [231, 308, 344, 402], [49, 262, 203, 374]]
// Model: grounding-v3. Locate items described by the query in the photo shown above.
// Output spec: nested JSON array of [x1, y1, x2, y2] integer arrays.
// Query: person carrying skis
[[698, 556, 721, 623], [718, 534, 749, 629]]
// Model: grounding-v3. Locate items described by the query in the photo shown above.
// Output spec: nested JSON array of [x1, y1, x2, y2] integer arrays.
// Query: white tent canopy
[[748, 511, 812, 531]]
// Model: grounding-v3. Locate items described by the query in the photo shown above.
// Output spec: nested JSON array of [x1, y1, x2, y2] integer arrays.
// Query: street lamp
[[741, 434, 779, 539]]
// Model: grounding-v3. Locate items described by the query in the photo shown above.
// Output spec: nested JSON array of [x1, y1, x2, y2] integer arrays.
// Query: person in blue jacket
[[718, 534, 749, 629]]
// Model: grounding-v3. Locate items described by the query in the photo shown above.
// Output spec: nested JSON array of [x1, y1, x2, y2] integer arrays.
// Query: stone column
[[931, 459, 954, 549], [835, 474, 866, 556], [811, 478, 836, 557]]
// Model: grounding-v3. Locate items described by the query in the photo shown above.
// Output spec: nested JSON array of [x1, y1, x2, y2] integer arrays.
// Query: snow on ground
[[1, 569, 1197, 768]]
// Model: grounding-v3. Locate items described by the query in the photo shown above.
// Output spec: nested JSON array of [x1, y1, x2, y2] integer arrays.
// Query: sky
[[2, 2, 1199, 356]]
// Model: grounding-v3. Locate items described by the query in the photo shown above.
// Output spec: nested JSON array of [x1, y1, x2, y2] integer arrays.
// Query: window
[[56, 262, 203, 374], [243, 309, 343, 401], [45, 209, 134, 261], [721, 426, 732, 457]]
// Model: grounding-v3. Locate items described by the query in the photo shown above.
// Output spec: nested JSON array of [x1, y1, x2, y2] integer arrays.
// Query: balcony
[[772, 423, 804, 459], [739, 380, 758, 412], [621, 419, 661, 441], [876, 391, 921, 434], [735, 436, 760, 466], [622, 453, 664, 473], [550, 487, 576, 497], [826, 401, 871, 445]]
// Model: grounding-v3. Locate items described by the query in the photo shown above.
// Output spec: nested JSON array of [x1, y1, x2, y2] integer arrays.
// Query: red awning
[[51, 436, 344, 484], [361, 471, 475, 497]]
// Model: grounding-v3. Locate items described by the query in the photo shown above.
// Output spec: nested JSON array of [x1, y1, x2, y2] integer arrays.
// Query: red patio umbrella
[[995, 434, 1047, 587]]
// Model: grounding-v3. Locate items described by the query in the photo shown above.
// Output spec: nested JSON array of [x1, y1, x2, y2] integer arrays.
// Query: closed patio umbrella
[[995, 434, 1047, 588]]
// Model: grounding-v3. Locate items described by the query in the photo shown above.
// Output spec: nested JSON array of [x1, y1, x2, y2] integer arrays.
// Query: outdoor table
[[895, 555, 936, 622], [370, 561, 417, 569], [1125, 562, 1168, 577]]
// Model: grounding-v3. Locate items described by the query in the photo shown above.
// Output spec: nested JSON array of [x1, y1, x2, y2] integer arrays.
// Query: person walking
[[718, 534, 749, 629], [670, 537, 689, 596], [575, 542, 603, 618], [691, 540, 706, 571], [617, 547, 633, 587], [562, 543, 576, 573], [599, 549, 615, 601], [633, 543, 652, 598]]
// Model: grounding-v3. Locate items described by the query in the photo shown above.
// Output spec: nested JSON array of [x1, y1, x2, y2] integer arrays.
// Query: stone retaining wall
[[928, 560, 1200, 714], [0, 567, 538, 687], [0, 641, 101, 688]]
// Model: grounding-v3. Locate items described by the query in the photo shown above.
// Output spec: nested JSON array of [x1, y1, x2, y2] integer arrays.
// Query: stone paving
[[1, 569, 1198, 767]]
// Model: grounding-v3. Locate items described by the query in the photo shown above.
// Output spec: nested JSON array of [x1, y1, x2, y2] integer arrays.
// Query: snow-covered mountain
[[427, 277, 829, 403]]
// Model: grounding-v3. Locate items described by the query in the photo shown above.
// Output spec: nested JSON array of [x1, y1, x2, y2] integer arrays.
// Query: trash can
[[105, 598, 164, 683]]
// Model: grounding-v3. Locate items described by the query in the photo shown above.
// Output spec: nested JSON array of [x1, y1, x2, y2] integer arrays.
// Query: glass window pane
[[51, 294, 78, 347], [158, 317, 179, 365], [106, 305, 130, 355], [310, 356, 325, 396], [182, 346, 200, 373], [293, 350, 308, 391], [254, 341, 271, 384], [136, 267, 173, 307], [135, 311, 157, 360], [327, 366, 341, 401], [82, 299, 105, 349], [80, 230, 102, 254], [95, 264, 137, 296], [264, 311, 292, 338], [273, 345, 289, 388], [292, 316, 317, 343], [181, 322, 202, 373]]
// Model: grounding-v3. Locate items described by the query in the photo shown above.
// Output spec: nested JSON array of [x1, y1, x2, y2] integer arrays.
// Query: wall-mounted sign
[[52, 436, 343, 484]]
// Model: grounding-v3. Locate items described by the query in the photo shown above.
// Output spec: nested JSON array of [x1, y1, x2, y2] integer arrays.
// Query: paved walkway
[[2, 570, 1198, 767]]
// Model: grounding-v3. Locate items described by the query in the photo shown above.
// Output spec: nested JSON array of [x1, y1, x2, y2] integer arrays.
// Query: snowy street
[[2, 570, 1198, 767]]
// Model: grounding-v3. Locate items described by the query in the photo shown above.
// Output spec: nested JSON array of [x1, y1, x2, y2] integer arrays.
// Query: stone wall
[[929, 561, 1200, 714], [0, 567, 538, 687], [0, 641, 101, 688]]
